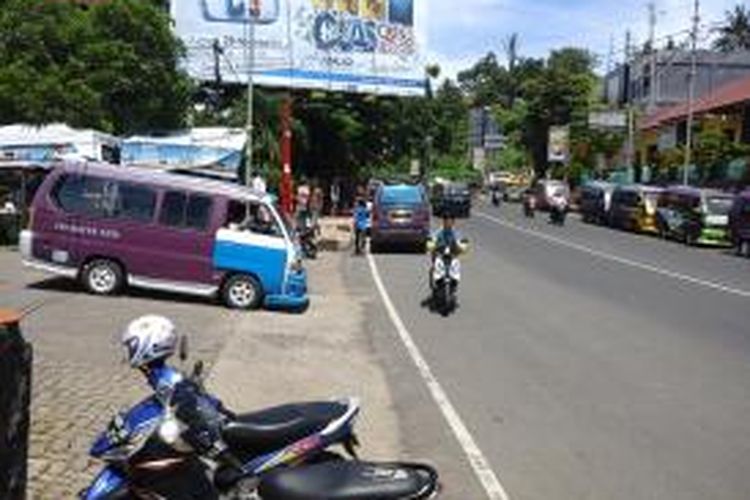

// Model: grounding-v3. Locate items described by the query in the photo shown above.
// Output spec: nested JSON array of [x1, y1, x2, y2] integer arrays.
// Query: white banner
[[172, 0, 426, 96]]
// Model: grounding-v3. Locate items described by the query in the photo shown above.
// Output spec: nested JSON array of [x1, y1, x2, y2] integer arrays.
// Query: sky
[[426, 0, 743, 80]]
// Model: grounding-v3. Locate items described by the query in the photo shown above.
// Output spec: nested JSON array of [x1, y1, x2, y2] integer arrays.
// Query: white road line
[[477, 211, 750, 299], [367, 254, 511, 500]]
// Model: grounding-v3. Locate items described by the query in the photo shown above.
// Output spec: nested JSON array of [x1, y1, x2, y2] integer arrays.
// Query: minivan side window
[[53, 174, 156, 222], [186, 195, 212, 230], [159, 191, 213, 231], [160, 191, 186, 227], [117, 182, 156, 222]]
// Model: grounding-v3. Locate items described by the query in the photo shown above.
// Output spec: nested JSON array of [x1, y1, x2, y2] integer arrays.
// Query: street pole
[[625, 30, 635, 173], [683, 0, 699, 186], [245, 1, 259, 187], [648, 1, 657, 110]]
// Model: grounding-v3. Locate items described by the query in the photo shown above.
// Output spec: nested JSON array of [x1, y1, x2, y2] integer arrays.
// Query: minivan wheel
[[82, 259, 124, 296], [222, 274, 263, 310]]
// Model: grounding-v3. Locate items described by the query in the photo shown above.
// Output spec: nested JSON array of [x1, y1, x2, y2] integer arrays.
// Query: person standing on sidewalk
[[251, 171, 267, 194], [353, 197, 370, 255]]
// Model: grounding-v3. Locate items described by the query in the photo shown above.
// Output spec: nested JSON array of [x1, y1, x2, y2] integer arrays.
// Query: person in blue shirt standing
[[353, 197, 370, 255]]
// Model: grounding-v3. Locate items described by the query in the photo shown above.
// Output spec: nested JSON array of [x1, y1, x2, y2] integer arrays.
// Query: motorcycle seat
[[222, 401, 349, 457], [257, 461, 438, 500]]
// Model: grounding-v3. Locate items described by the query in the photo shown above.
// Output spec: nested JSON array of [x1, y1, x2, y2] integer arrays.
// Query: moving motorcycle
[[491, 189, 501, 207], [522, 192, 536, 218], [549, 195, 568, 226], [81, 321, 438, 499], [427, 238, 469, 315]]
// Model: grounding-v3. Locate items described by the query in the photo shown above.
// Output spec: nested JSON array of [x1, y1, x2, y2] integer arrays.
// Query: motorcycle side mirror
[[179, 335, 189, 362]]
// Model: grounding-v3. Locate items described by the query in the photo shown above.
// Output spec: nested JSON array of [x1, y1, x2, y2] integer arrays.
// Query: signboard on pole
[[548, 126, 569, 163], [588, 111, 627, 129], [172, 0, 427, 96]]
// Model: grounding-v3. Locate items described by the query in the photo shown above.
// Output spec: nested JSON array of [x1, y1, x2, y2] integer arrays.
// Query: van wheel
[[82, 259, 124, 296], [222, 274, 263, 310]]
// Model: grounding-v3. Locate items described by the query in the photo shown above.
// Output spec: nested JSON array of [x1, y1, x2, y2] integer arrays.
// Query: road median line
[[477, 211, 750, 300], [367, 253, 511, 500]]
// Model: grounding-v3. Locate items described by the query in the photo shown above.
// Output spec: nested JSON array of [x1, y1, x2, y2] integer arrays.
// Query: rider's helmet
[[122, 315, 178, 369]]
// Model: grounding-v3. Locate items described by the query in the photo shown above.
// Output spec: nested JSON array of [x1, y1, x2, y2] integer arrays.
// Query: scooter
[[428, 238, 468, 316], [491, 189, 501, 207], [80, 341, 439, 499], [523, 195, 536, 218]]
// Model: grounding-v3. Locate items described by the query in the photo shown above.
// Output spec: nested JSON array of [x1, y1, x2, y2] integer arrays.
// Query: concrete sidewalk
[[208, 251, 401, 460]]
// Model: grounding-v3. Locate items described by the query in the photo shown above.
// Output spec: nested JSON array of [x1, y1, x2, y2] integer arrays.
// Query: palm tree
[[713, 5, 750, 52]]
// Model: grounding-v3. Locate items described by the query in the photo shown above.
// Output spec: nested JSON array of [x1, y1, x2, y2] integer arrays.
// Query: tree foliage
[[0, 0, 190, 134], [714, 5, 750, 52]]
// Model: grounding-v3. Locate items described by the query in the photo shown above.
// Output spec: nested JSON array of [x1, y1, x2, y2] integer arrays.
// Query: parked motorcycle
[[80, 339, 438, 499], [297, 214, 319, 259], [427, 238, 468, 315]]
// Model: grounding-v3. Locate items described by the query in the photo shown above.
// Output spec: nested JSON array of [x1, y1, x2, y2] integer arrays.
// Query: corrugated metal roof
[[641, 75, 750, 130]]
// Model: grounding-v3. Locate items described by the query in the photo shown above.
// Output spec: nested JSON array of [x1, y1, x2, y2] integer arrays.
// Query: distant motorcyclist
[[122, 316, 244, 480], [549, 189, 568, 225]]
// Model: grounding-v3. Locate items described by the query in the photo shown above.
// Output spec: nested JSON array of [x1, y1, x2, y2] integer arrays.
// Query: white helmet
[[122, 315, 178, 368]]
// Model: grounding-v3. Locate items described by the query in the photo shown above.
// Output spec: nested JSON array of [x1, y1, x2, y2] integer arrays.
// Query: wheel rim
[[89, 265, 116, 293], [229, 280, 256, 308]]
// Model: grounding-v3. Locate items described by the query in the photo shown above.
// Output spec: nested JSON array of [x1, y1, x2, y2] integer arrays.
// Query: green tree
[[714, 5, 750, 52], [0, 0, 190, 134]]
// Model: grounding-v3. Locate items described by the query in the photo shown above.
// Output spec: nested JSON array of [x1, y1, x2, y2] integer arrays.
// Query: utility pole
[[648, 1, 657, 110], [683, 0, 700, 186], [245, 0, 259, 187], [625, 30, 635, 172]]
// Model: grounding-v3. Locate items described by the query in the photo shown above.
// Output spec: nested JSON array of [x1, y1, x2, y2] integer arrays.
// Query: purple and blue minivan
[[19, 162, 308, 310]]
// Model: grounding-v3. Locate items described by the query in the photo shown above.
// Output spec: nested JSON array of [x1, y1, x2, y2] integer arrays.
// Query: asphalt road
[[369, 202, 750, 500]]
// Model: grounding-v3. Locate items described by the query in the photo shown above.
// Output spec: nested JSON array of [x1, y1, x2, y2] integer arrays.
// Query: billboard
[[172, 0, 426, 96], [548, 126, 569, 163]]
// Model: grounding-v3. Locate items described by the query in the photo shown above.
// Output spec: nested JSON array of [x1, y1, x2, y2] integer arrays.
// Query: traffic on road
[[2, 1, 750, 498]]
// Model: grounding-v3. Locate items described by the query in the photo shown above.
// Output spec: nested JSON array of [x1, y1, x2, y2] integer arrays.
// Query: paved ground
[[369, 202, 750, 500], [0, 248, 401, 498]]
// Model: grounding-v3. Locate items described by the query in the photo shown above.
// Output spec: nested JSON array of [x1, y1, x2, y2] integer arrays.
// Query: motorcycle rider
[[121, 315, 244, 485], [549, 189, 568, 224], [432, 213, 460, 255]]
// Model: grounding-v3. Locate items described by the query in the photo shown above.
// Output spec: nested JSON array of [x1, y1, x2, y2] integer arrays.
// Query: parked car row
[[579, 181, 750, 257]]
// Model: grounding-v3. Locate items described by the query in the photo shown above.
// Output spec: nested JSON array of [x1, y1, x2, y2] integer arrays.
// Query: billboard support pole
[[245, 2, 259, 187], [280, 94, 294, 216]]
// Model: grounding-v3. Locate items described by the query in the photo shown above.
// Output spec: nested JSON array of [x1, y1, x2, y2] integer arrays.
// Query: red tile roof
[[640, 75, 750, 130]]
